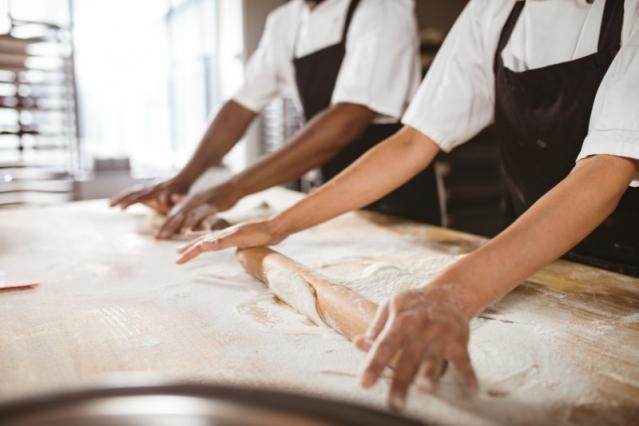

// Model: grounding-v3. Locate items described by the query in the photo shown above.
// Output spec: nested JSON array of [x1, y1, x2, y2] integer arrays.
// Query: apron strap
[[599, 0, 624, 52], [493, 1, 525, 72], [341, 0, 361, 43]]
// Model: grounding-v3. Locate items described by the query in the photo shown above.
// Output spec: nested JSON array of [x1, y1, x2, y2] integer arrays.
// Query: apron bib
[[494, 0, 639, 276], [292, 0, 441, 224]]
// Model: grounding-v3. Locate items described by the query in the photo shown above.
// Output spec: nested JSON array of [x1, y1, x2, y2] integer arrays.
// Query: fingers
[[175, 231, 237, 264], [182, 206, 216, 234], [142, 198, 159, 211], [389, 343, 426, 411], [366, 302, 390, 341], [177, 236, 201, 253], [354, 289, 477, 413], [361, 319, 405, 389], [355, 303, 389, 353], [450, 350, 479, 393], [417, 356, 446, 393], [354, 336, 372, 352], [159, 191, 173, 213], [111, 187, 161, 210], [184, 229, 211, 240], [171, 193, 186, 204], [185, 215, 232, 239], [156, 198, 198, 239], [156, 211, 186, 240], [109, 189, 142, 208], [109, 185, 143, 207], [175, 238, 214, 264]]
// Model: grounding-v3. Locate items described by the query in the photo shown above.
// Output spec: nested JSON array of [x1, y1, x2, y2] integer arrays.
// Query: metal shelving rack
[[0, 0, 78, 206]]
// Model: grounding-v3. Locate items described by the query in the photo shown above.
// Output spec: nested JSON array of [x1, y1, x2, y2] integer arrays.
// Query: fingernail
[[361, 374, 375, 388], [354, 337, 370, 351], [390, 394, 405, 412]]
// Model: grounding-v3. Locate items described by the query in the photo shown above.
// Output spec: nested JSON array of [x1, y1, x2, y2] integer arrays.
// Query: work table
[[1, 187, 638, 426]]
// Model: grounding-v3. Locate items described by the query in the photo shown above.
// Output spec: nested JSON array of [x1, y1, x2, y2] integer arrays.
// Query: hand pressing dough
[[134, 211, 169, 237], [143, 201, 274, 236], [149, 211, 166, 231], [146, 201, 275, 234]]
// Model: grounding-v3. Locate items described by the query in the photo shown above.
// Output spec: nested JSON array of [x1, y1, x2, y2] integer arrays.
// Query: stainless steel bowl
[[0, 383, 424, 426]]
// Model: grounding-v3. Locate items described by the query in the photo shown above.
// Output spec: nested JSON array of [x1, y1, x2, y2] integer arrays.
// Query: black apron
[[494, 0, 639, 277], [292, 0, 441, 224]]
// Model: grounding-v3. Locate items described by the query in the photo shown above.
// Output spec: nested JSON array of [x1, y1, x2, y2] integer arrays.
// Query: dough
[[236, 294, 340, 338], [264, 266, 325, 327], [253, 255, 464, 332]]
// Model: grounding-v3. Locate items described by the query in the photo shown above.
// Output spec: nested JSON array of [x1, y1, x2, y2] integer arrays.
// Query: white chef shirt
[[403, 0, 639, 186], [233, 0, 421, 124]]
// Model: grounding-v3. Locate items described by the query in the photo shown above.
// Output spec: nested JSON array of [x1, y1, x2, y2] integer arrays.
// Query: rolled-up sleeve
[[331, 1, 421, 121], [402, 0, 496, 152], [578, 28, 639, 187], [232, 13, 282, 113]]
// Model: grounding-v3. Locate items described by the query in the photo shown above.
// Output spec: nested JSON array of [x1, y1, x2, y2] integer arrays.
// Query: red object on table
[[0, 274, 39, 291]]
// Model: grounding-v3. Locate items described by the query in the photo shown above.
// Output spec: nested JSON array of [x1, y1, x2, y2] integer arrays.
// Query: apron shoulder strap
[[341, 0, 362, 43], [599, 0, 624, 51], [493, 1, 525, 72]]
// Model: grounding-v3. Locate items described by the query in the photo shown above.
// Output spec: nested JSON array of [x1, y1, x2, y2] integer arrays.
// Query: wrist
[[217, 179, 244, 206], [174, 169, 199, 188], [422, 272, 481, 321], [265, 214, 292, 241]]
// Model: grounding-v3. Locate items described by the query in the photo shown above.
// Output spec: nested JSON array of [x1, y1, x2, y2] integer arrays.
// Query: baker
[[176, 0, 639, 411], [110, 0, 440, 237]]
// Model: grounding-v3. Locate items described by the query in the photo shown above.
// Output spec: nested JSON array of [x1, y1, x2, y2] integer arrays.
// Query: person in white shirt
[[176, 0, 639, 411], [111, 0, 440, 237]]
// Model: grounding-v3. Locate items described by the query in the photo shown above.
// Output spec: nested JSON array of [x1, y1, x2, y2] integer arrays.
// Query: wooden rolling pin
[[236, 247, 378, 340]]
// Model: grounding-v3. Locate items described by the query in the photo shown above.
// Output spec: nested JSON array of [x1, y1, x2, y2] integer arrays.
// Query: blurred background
[[0, 0, 504, 236]]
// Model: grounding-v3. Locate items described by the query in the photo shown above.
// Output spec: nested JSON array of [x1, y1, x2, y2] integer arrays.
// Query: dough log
[[236, 247, 378, 340]]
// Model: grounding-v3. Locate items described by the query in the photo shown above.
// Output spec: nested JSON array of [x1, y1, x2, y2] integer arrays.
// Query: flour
[[236, 294, 341, 339], [330, 255, 465, 304], [621, 313, 639, 324], [313, 255, 617, 414]]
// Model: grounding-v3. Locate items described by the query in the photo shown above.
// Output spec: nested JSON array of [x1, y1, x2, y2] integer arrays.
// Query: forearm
[[178, 100, 256, 185], [229, 103, 375, 196], [269, 126, 440, 236], [432, 155, 637, 318]]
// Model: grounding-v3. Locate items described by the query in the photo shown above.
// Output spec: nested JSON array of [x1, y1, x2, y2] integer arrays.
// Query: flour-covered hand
[[175, 220, 285, 264], [354, 287, 478, 411]]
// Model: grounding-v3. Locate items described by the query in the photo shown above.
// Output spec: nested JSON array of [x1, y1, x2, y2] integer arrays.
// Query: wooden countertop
[[0, 187, 637, 426]]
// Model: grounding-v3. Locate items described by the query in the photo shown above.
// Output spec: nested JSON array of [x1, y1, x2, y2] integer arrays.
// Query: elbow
[[573, 154, 636, 210], [325, 103, 376, 144]]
